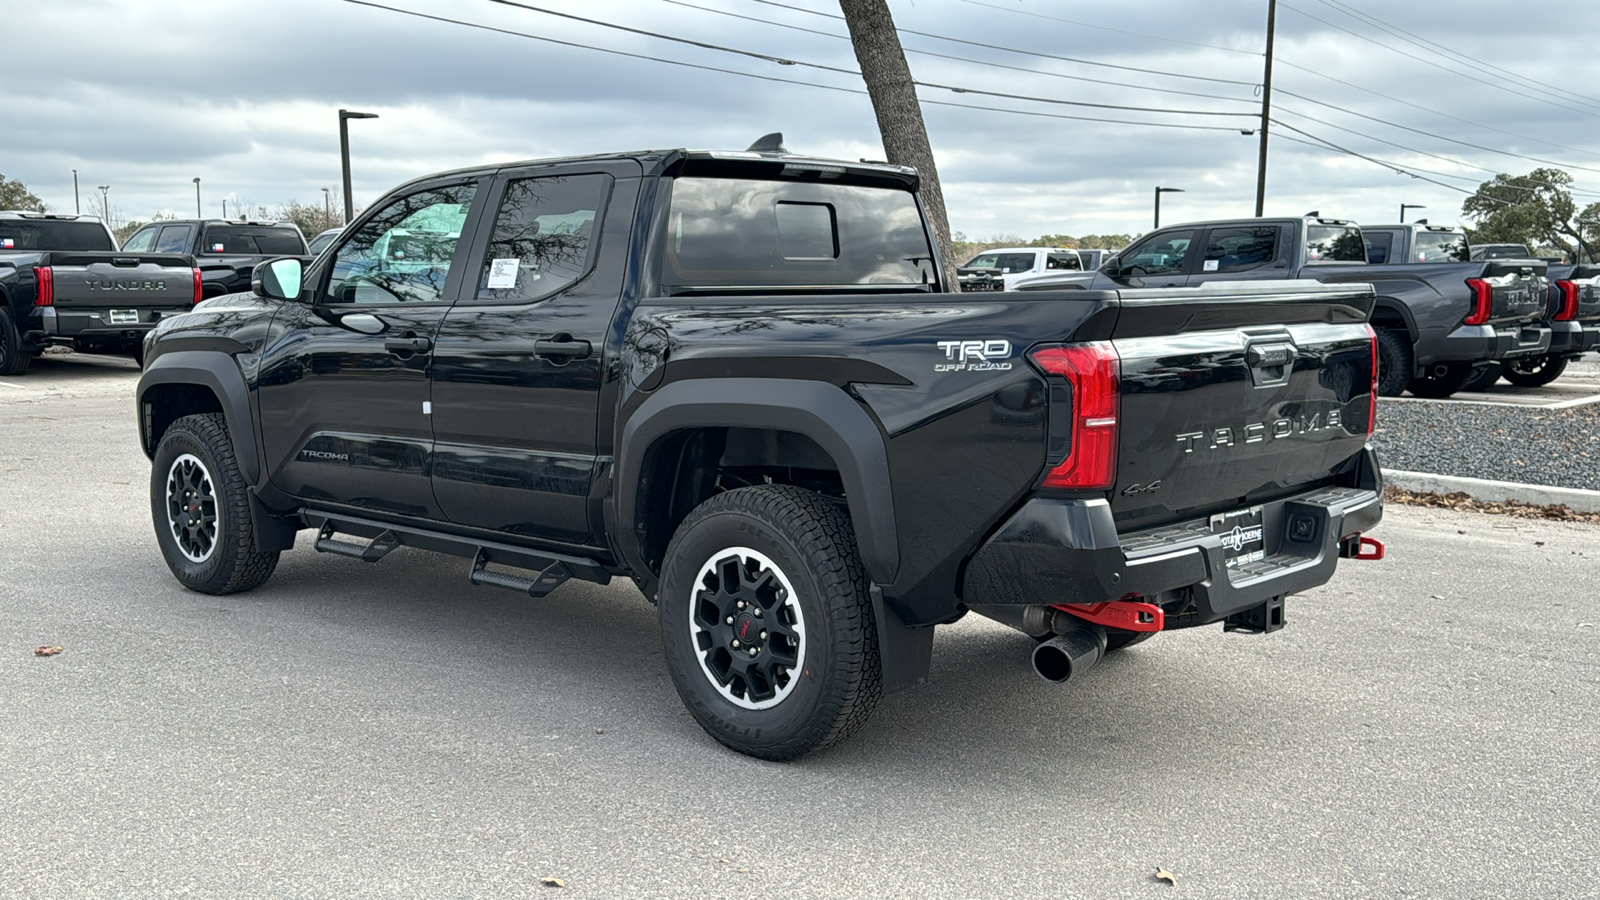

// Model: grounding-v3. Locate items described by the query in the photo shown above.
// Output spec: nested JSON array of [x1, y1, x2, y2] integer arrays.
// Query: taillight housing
[[192, 268, 204, 305], [33, 266, 53, 307], [1463, 278, 1492, 325], [1029, 342, 1120, 490], [1555, 280, 1580, 322], [1365, 324, 1378, 436]]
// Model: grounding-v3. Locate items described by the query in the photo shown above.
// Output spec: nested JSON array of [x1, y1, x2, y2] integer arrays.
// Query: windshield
[[1413, 230, 1469, 263], [1305, 225, 1366, 263], [0, 220, 114, 252], [308, 230, 340, 255], [201, 225, 307, 255]]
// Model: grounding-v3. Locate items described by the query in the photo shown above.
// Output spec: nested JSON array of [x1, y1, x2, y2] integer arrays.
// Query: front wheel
[[150, 413, 279, 594], [1501, 354, 1567, 387], [1407, 362, 1474, 399], [658, 485, 881, 761]]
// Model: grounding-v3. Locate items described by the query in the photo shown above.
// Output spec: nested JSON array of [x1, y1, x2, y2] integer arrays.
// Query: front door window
[[327, 185, 477, 305]]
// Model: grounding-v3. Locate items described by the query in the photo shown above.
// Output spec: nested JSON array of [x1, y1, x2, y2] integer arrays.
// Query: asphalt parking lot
[[3, 353, 1598, 899]]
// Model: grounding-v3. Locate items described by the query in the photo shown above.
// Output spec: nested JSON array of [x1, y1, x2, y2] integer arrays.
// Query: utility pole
[[838, 0, 958, 288], [193, 177, 202, 217], [1400, 203, 1425, 223], [1254, 0, 1277, 217], [72, 170, 80, 214]]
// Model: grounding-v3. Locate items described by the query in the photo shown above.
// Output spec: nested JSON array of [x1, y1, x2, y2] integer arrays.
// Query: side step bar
[[304, 510, 611, 598]]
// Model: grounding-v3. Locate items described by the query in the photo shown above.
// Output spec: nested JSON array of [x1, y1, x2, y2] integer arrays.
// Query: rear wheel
[[1407, 362, 1474, 399], [1501, 354, 1567, 387], [150, 413, 279, 594], [0, 310, 31, 376], [1374, 327, 1411, 397], [657, 485, 881, 760]]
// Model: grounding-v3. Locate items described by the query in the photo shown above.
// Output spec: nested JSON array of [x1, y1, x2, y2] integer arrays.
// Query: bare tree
[[838, 0, 958, 288]]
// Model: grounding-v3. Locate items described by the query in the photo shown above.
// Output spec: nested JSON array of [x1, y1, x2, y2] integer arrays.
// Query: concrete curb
[[1383, 469, 1600, 514]]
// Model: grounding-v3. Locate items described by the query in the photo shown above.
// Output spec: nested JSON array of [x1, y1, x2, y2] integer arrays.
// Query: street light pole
[[1400, 203, 1426, 223], [193, 177, 202, 217], [97, 185, 110, 222], [322, 187, 332, 231], [1154, 186, 1185, 229], [339, 109, 379, 224], [72, 170, 80, 214]]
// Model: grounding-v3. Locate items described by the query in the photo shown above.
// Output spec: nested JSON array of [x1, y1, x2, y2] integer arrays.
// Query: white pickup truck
[[956, 246, 1082, 291]]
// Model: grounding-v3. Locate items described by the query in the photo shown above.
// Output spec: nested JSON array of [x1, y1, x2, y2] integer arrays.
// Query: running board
[[304, 510, 611, 597]]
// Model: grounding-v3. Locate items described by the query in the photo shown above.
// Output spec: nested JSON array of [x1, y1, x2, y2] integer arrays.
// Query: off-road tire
[[1463, 363, 1502, 393], [151, 413, 279, 594], [658, 484, 881, 761], [1501, 354, 1567, 387], [1374, 327, 1411, 397], [1407, 362, 1474, 399], [0, 309, 31, 376]]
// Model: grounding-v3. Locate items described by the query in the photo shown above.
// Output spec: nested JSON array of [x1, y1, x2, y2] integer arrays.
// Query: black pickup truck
[[119, 218, 309, 300], [1016, 215, 1549, 398], [1, 211, 199, 375], [135, 144, 1384, 759]]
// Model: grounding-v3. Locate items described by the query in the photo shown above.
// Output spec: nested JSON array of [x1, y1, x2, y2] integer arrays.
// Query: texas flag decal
[[1, 238, 13, 248]]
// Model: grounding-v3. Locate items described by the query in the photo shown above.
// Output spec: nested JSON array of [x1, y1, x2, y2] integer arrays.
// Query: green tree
[[0, 174, 47, 212], [1461, 168, 1599, 263]]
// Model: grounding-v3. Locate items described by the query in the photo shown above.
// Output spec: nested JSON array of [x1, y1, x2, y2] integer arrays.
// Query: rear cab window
[[1363, 232, 1393, 264], [0, 220, 114, 252], [201, 225, 307, 255], [1412, 230, 1469, 263], [660, 176, 935, 291], [1304, 224, 1366, 264]]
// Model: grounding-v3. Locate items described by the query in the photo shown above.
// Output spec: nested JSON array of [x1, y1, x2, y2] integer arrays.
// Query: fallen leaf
[[1154, 866, 1178, 886], [34, 646, 63, 657], [719, 858, 731, 865], [737, 868, 749, 874], [539, 876, 565, 888], [594, 727, 604, 734]]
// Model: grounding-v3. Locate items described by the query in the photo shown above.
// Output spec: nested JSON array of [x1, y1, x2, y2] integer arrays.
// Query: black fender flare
[[136, 349, 260, 485], [615, 377, 899, 585], [1370, 297, 1418, 342]]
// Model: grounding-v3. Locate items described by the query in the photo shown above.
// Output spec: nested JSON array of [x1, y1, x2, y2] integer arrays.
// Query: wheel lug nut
[[759, 630, 767, 639], [748, 647, 758, 657], [754, 609, 763, 618], [726, 616, 734, 625], [732, 640, 741, 649], [737, 601, 746, 609]]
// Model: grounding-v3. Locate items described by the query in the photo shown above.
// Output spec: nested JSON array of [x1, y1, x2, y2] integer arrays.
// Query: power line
[[954, 0, 1261, 57], [1277, 1, 1600, 120], [1311, 0, 1600, 111], [741, 0, 1256, 86], [1273, 105, 1496, 174], [341, 0, 1254, 133], [658, 0, 1260, 104], [483, 0, 1255, 118]]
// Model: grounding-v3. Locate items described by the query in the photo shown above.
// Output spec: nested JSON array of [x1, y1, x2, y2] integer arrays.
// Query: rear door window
[[1305, 225, 1366, 263], [1046, 252, 1081, 271], [1200, 225, 1279, 273], [1363, 232, 1393, 264], [997, 252, 1036, 274], [475, 173, 608, 302], [153, 225, 194, 254], [1120, 230, 1195, 277]]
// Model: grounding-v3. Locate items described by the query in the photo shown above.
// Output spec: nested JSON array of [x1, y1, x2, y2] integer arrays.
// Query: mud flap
[[872, 585, 934, 693]]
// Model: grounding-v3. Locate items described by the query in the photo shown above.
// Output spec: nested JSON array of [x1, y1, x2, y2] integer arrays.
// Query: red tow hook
[[1051, 600, 1164, 633], [1340, 533, 1386, 560]]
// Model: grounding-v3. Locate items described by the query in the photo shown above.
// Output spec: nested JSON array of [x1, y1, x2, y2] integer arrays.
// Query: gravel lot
[[1373, 401, 1600, 490], [4, 353, 1600, 899]]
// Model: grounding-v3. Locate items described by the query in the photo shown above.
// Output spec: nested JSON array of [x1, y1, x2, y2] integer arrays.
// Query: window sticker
[[211, 243, 225, 252], [1, 239, 12, 248], [487, 258, 520, 289], [1203, 259, 1219, 272]]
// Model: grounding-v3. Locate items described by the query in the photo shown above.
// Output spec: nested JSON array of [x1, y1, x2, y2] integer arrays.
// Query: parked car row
[[0, 211, 311, 375], [987, 214, 1582, 399]]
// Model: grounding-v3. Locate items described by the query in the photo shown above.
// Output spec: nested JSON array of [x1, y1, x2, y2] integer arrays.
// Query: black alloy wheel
[[150, 412, 279, 594], [1407, 362, 1475, 399], [0, 309, 30, 376], [1501, 354, 1568, 387], [1373, 327, 1412, 397], [658, 484, 881, 761]]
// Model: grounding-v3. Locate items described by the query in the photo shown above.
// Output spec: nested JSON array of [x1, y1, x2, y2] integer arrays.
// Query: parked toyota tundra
[[135, 140, 1384, 759], [119, 218, 309, 300], [0, 211, 199, 375], [1015, 214, 1549, 398]]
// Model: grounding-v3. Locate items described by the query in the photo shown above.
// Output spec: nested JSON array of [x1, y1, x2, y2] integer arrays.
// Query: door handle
[[384, 334, 432, 356], [534, 338, 592, 360]]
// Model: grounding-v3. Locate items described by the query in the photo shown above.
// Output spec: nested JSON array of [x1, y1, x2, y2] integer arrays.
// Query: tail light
[[1029, 342, 1120, 490], [33, 266, 53, 307], [1555, 280, 1580, 321], [1365, 324, 1378, 435], [1463, 278, 1492, 325], [192, 268, 204, 305]]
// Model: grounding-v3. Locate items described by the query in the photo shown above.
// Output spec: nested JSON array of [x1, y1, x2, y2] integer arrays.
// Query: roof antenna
[[746, 132, 787, 154], [1415, 218, 1428, 225], [1304, 210, 1320, 217]]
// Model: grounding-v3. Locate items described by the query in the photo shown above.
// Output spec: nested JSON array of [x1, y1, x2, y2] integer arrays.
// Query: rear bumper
[[1548, 320, 1600, 357], [962, 448, 1384, 626], [26, 306, 187, 345], [1429, 322, 1550, 363]]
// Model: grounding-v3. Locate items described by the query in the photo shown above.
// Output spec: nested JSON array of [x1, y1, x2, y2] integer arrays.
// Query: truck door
[[1185, 224, 1288, 286], [427, 167, 635, 547], [256, 179, 484, 520]]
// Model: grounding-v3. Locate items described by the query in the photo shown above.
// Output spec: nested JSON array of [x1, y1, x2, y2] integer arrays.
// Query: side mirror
[[252, 257, 304, 301], [1100, 261, 1122, 278]]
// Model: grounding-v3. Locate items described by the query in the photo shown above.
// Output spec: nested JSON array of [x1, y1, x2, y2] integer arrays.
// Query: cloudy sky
[[10, 0, 1600, 240]]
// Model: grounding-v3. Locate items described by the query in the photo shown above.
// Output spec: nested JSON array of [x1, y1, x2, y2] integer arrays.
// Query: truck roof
[[1153, 214, 1357, 230], [1363, 222, 1465, 233], [0, 211, 107, 223]]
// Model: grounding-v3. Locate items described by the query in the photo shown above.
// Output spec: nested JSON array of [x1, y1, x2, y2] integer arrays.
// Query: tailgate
[[1477, 259, 1548, 326], [1559, 264, 1600, 324], [1105, 284, 1375, 531], [46, 253, 196, 309]]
